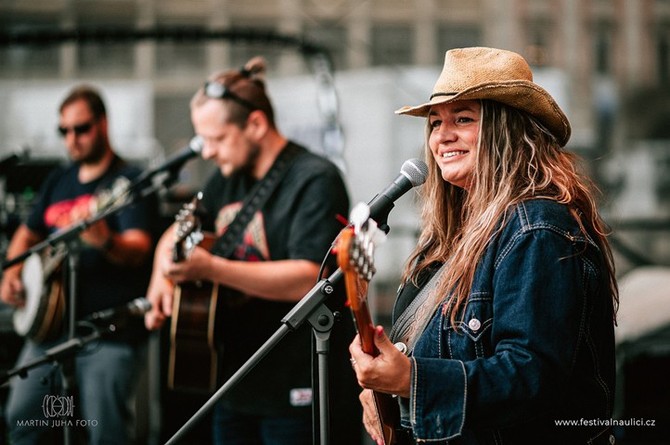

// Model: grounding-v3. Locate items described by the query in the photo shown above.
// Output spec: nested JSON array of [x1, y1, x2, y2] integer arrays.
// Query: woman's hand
[[349, 326, 412, 444], [349, 325, 412, 398], [359, 389, 383, 445]]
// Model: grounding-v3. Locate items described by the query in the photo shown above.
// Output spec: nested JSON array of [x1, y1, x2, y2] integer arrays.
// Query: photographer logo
[[15, 394, 98, 428]]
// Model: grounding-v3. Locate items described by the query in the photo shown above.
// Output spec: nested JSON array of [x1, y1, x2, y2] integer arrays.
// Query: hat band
[[429, 92, 458, 100]]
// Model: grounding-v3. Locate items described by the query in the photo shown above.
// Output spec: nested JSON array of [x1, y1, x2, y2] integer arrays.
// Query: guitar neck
[[348, 289, 379, 356], [336, 221, 404, 445], [173, 245, 185, 263]]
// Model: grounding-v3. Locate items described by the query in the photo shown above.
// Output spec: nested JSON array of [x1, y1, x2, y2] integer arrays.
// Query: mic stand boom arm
[[0, 322, 117, 385], [1, 173, 169, 272]]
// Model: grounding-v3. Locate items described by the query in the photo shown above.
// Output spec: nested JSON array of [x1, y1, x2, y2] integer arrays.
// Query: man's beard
[[238, 143, 261, 177], [78, 136, 107, 165]]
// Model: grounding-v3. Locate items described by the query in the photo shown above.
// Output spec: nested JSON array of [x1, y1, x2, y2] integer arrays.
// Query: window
[[0, 45, 60, 79], [371, 24, 413, 67], [78, 42, 135, 77], [304, 22, 347, 71], [658, 31, 669, 84], [594, 24, 613, 75], [526, 18, 552, 66], [437, 24, 481, 56], [156, 41, 206, 77], [0, 24, 60, 79], [228, 25, 282, 71]]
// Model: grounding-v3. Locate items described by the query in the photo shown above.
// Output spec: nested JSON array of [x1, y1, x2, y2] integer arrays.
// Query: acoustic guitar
[[336, 203, 405, 445], [167, 193, 220, 394]]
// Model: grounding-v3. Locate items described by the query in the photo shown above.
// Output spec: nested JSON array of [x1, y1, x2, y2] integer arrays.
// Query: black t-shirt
[[199, 141, 354, 416], [26, 156, 156, 343]]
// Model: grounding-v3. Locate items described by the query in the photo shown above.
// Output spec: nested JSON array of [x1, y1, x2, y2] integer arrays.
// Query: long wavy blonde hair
[[402, 100, 618, 325]]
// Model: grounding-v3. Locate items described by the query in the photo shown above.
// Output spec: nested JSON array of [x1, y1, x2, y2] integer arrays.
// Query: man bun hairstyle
[[192, 56, 276, 127]]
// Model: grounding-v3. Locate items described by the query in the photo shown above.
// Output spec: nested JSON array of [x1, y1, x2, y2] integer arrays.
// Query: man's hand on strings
[[160, 246, 213, 284]]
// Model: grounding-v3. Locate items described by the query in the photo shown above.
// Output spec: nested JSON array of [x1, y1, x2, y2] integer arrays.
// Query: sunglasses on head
[[57, 121, 95, 137], [203, 81, 258, 111]]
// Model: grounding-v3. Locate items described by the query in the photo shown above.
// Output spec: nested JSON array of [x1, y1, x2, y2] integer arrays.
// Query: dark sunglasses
[[57, 121, 95, 137], [203, 81, 258, 111]]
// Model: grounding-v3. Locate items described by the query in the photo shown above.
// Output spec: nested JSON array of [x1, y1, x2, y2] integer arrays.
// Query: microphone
[[131, 136, 204, 187], [86, 297, 152, 323], [0, 149, 29, 174], [367, 158, 428, 227], [0, 153, 19, 167]]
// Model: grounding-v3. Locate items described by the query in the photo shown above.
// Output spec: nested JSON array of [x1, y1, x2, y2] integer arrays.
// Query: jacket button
[[468, 318, 481, 332], [394, 342, 408, 355]]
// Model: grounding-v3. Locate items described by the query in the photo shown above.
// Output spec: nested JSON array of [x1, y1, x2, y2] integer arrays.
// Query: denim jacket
[[397, 199, 616, 444]]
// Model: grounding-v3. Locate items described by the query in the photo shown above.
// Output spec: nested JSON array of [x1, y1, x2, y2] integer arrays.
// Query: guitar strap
[[387, 262, 449, 439], [389, 262, 449, 353], [209, 143, 300, 259]]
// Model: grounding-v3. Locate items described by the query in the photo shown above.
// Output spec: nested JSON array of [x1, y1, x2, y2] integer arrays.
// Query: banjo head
[[13, 253, 45, 336], [13, 252, 65, 342]]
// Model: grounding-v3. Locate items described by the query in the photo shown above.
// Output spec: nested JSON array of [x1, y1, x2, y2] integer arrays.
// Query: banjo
[[13, 245, 67, 342], [11, 176, 130, 343]]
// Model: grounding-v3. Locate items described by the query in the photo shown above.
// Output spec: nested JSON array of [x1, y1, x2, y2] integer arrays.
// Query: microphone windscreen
[[401, 158, 428, 187]]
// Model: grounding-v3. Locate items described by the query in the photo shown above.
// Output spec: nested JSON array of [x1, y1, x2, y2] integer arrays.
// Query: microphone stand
[[1, 153, 185, 273], [1, 166, 180, 445], [1, 177, 169, 273], [165, 269, 343, 445], [0, 321, 121, 445], [0, 321, 116, 386]]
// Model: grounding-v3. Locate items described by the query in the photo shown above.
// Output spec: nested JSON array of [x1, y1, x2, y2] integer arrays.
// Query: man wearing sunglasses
[[1, 85, 156, 444], [144, 57, 362, 445]]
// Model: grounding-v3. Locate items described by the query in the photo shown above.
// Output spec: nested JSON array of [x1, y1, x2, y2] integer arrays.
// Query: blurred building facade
[[2, 0, 669, 148]]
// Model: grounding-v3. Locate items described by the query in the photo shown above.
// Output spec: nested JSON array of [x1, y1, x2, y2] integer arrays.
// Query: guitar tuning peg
[[349, 202, 371, 233]]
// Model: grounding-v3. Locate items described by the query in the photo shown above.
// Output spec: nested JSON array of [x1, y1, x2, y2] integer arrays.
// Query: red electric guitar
[[336, 203, 404, 445]]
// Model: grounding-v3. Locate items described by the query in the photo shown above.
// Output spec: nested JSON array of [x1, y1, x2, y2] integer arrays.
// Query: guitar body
[[168, 231, 221, 394], [373, 393, 403, 445], [337, 220, 405, 445]]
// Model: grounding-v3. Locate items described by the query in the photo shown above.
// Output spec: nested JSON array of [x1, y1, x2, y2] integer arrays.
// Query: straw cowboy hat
[[396, 47, 571, 146]]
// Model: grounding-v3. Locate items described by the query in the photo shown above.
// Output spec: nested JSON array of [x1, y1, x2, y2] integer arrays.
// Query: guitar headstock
[[89, 176, 131, 214], [173, 192, 204, 262], [336, 203, 386, 311]]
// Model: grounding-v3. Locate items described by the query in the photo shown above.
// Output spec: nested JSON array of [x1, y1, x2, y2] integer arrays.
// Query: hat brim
[[395, 80, 571, 146]]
